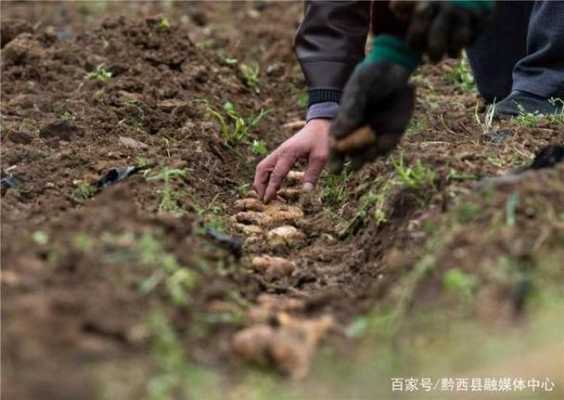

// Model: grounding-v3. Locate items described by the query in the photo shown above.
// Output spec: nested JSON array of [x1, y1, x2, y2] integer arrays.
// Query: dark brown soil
[[2, 2, 563, 399]]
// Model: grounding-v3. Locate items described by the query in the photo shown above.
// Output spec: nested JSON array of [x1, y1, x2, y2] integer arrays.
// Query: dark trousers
[[466, 1, 564, 102]]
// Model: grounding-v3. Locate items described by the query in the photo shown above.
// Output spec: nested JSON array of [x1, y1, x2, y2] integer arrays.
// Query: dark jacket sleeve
[[295, 1, 409, 107], [294, 1, 371, 106]]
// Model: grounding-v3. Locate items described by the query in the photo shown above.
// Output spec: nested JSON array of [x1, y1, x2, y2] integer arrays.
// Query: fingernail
[[303, 182, 314, 192]]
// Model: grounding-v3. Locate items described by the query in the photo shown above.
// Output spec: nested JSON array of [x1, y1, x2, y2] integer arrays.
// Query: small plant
[[505, 191, 519, 227], [86, 64, 112, 82], [240, 62, 260, 93], [157, 16, 170, 31], [296, 91, 308, 108], [514, 99, 564, 127], [191, 193, 226, 232], [136, 232, 197, 306], [71, 180, 97, 201], [405, 117, 427, 136], [392, 154, 436, 190], [207, 101, 269, 146], [443, 268, 478, 301], [223, 57, 238, 65], [147, 167, 187, 214], [32, 230, 49, 245], [340, 182, 392, 237], [72, 232, 94, 252], [321, 167, 351, 210], [455, 202, 482, 224], [447, 54, 475, 92], [61, 110, 76, 121], [250, 139, 267, 156], [447, 168, 477, 182], [475, 100, 496, 134]]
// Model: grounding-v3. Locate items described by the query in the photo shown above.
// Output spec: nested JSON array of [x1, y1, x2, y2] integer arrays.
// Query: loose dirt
[[2, 2, 563, 399]]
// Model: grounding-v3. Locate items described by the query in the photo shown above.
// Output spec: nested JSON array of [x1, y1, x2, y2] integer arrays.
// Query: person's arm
[[254, 1, 371, 202], [330, 0, 495, 171], [295, 0, 371, 110]]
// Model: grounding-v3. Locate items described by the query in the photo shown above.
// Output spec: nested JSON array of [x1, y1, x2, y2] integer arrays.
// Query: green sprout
[[392, 154, 436, 190], [71, 180, 97, 202], [207, 101, 269, 146], [136, 232, 197, 306], [240, 62, 260, 93], [147, 167, 187, 214], [447, 54, 475, 92], [443, 268, 478, 301], [86, 64, 112, 82], [251, 139, 268, 156], [157, 16, 170, 30]]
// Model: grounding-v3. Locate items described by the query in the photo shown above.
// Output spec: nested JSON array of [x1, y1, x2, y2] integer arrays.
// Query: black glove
[[392, 0, 494, 62], [329, 61, 415, 173]]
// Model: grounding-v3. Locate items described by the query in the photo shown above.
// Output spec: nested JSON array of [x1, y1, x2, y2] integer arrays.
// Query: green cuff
[[363, 35, 420, 73], [450, 0, 494, 12]]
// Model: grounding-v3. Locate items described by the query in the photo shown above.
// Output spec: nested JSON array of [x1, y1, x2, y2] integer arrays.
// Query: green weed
[[505, 191, 519, 227], [297, 91, 308, 108], [157, 16, 170, 31], [443, 268, 478, 301], [72, 232, 95, 252], [71, 180, 97, 202], [251, 139, 268, 156], [321, 168, 351, 210], [207, 101, 269, 146], [455, 202, 482, 224], [514, 99, 564, 127], [136, 232, 197, 306], [86, 64, 112, 82], [405, 117, 427, 136], [392, 154, 436, 190], [447, 168, 478, 182], [32, 230, 49, 246], [192, 193, 226, 231], [147, 167, 187, 214], [340, 181, 392, 237], [447, 54, 475, 92], [240, 62, 260, 93]]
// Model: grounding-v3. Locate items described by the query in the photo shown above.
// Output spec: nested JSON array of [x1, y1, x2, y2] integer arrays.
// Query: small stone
[[9, 131, 33, 144], [267, 226, 305, 249], [119, 136, 148, 150], [251, 255, 295, 281], [157, 99, 189, 113], [2, 33, 44, 64]]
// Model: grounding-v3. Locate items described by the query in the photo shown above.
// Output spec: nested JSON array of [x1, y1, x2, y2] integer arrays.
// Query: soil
[[2, 2, 563, 399]]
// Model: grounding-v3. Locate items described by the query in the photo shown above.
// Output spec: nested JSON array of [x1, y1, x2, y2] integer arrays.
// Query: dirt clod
[[251, 255, 295, 281], [39, 120, 82, 142]]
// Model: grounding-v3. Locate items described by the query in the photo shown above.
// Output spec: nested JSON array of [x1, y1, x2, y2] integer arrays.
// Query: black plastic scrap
[[204, 228, 243, 259], [526, 144, 564, 170], [95, 165, 150, 190], [1, 175, 18, 195]]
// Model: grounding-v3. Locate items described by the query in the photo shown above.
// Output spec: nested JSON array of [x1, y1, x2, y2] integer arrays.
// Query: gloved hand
[[390, 0, 494, 62], [329, 35, 416, 173]]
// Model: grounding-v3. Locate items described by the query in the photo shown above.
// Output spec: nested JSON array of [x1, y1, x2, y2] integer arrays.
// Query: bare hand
[[253, 119, 330, 202]]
